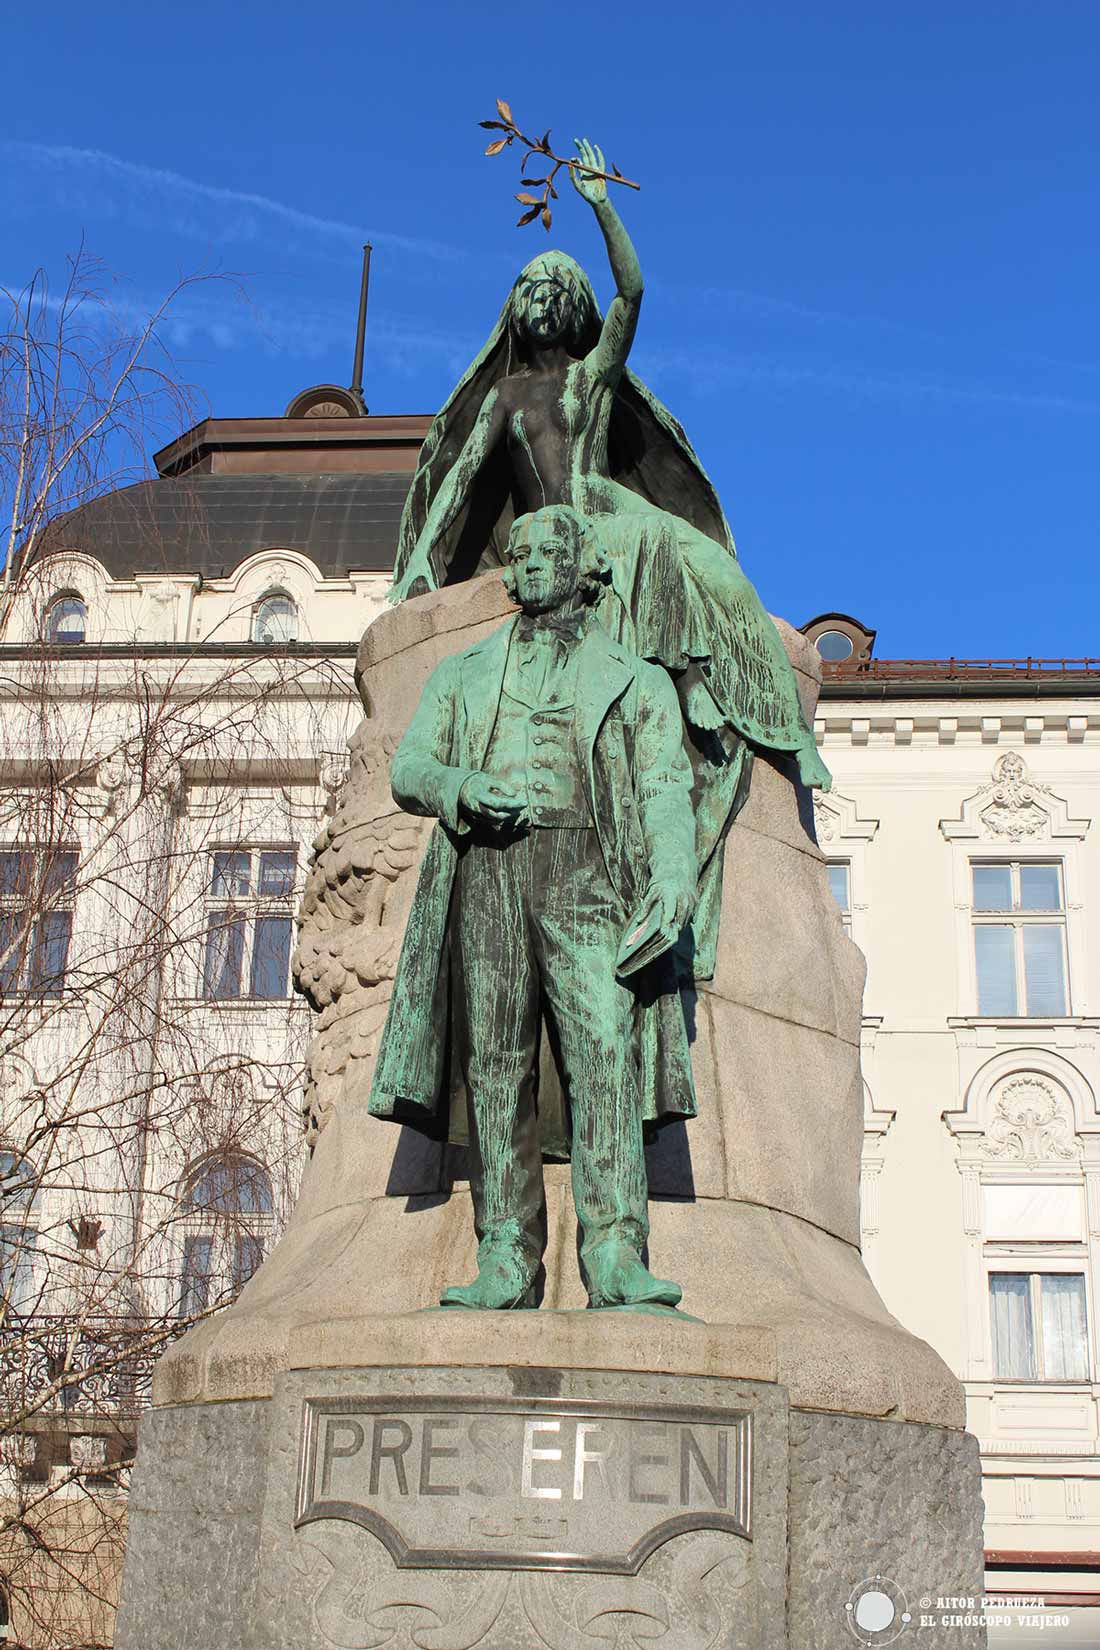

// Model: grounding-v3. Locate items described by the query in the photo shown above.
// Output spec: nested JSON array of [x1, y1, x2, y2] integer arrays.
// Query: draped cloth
[[393, 254, 830, 976]]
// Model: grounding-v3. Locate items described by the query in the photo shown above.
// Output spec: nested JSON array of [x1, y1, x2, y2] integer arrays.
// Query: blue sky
[[3, 0, 1098, 656]]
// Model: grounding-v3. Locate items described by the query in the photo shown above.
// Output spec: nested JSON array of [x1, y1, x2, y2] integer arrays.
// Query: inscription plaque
[[296, 1394, 752, 1572]]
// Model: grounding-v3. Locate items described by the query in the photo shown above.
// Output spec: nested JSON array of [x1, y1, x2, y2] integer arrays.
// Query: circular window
[[253, 593, 298, 646], [815, 629, 854, 662], [45, 595, 87, 644]]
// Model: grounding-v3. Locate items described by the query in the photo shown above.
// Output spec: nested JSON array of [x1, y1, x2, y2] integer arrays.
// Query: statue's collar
[[515, 605, 587, 646]]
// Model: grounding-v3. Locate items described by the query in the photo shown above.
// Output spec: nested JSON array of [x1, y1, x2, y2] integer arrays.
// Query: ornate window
[[0, 1150, 39, 1315], [944, 1054, 1100, 1406], [941, 752, 1090, 1021], [988, 1271, 1089, 1381], [44, 593, 86, 644], [252, 591, 298, 646], [201, 848, 296, 1000], [971, 860, 1068, 1016], [177, 1151, 274, 1317], [0, 847, 78, 998]]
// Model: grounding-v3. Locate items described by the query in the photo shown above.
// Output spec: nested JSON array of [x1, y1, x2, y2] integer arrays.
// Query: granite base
[[116, 1363, 985, 1650]]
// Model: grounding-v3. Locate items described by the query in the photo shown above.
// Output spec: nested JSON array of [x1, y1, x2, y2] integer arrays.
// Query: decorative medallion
[[980, 1075, 1078, 1163]]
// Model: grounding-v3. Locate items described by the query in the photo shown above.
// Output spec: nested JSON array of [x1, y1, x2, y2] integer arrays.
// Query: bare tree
[[0, 257, 351, 1647], [0, 248, 215, 633]]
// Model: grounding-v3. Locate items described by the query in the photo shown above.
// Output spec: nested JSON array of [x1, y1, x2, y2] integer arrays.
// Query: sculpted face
[[519, 275, 572, 346], [506, 513, 582, 614]]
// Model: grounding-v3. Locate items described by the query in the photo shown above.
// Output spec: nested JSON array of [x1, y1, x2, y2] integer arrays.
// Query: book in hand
[[615, 898, 678, 978]]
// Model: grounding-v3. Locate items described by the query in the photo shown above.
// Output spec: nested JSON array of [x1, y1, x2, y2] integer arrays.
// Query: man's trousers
[[451, 825, 647, 1272]]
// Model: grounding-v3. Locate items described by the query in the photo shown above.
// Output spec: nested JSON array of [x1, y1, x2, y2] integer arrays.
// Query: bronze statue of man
[[369, 505, 698, 1311]]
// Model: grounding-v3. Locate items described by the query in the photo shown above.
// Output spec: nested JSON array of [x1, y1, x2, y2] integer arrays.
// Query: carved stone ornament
[[299, 1526, 751, 1650], [812, 797, 838, 843], [980, 1076, 1079, 1164], [979, 752, 1053, 841], [941, 750, 1090, 845], [294, 722, 427, 1146], [70, 1434, 108, 1472], [812, 791, 878, 847], [95, 746, 130, 811], [1, 1434, 37, 1468]]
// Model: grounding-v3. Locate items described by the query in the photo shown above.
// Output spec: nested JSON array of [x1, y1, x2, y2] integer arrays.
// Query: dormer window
[[800, 612, 876, 666], [252, 592, 298, 646], [45, 594, 87, 645]]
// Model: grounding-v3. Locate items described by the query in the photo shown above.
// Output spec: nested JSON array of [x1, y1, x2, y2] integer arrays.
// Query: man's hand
[[458, 773, 527, 828], [637, 877, 694, 942], [570, 137, 609, 207]]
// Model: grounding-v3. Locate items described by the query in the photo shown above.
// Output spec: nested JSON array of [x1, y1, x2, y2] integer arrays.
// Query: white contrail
[[2, 141, 465, 263]]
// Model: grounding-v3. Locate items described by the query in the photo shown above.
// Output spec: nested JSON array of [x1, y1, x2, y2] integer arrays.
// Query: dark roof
[[35, 472, 412, 580]]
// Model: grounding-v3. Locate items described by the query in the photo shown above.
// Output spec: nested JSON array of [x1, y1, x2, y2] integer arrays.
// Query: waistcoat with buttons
[[482, 636, 593, 827]]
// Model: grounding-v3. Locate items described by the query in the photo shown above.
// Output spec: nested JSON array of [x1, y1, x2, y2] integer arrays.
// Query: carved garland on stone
[[293, 721, 429, 1146], [297, 1526, 751, 1650]]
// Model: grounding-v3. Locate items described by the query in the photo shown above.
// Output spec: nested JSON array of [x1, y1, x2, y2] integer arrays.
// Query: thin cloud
[[634, 342, 1100, 416], [1, 141, 465, 266]]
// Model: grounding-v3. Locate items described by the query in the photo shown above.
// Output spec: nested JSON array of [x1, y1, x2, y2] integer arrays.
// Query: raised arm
[[389, 388, 507, 602], [571, 138, 643, 384]]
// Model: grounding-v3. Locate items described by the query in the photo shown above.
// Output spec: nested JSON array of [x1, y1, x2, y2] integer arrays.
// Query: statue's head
[[510, 253, 596, 354], [503, 506, 610, 614]]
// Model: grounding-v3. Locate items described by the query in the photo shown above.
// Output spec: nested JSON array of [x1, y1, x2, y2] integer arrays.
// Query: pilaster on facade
[[859, 1066, 895, 1286]]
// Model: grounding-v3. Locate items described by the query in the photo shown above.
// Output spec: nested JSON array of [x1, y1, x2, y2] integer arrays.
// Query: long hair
[[393, 255, 736, 588], [508, 254, 598, 362]]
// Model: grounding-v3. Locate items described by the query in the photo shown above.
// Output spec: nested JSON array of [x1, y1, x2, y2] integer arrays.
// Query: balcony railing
[[823, 657, 1100, 682], [0, 1314, 186, 1419]]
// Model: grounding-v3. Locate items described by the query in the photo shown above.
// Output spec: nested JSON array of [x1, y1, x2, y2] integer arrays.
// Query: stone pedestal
[[118, 1340, 984, 1650], [116, 579, 987, 1648]]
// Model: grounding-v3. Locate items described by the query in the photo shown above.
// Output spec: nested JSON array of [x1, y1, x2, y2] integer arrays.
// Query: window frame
[[985, 1259, 1093, 1384], [0, 1149, 40, 1316], [251, 589, 299, 647], [969, 857, 1070, 1018], [44, 591, 87, 645], [176, 1151, 275, 1319], [0, 845, 79, 1000], [199, 845, 297, 1003], [825, 859, 852, 936]]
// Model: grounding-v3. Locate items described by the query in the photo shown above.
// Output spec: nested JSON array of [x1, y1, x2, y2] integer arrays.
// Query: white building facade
[[810, 613, 1100, 1626]]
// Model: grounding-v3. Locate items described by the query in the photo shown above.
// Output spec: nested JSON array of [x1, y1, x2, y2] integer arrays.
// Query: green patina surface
[[372, 508, 698, 1311], [372, 143, 832, 1313], [389, 137, 828, 973]]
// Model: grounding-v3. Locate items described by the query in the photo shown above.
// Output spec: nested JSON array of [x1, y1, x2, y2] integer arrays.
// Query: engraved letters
[[297, 1396, 752, 1573]]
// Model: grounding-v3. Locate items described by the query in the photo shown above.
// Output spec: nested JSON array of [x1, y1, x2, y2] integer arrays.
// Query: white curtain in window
[[975, 926, 1017, 1015], [982, 1184, 1084, 1240], [989, 1273, 1035, 1378], [1041, 1275, 1089, 1380], [1023, 925, 1067, 1016]]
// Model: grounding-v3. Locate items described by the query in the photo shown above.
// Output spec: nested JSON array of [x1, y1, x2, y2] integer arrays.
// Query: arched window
[[177, 1151, 274, 1316], [252, 591, 298, 646], [1, 1149, 39, 1314], [45, 594, 87, 644]]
